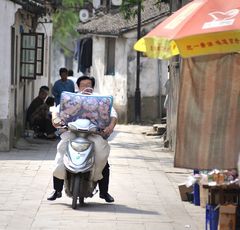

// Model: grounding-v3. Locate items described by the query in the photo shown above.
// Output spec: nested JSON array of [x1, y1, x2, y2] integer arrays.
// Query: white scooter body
[[64, 136, 94, 173], [63, 119, 98, 209]]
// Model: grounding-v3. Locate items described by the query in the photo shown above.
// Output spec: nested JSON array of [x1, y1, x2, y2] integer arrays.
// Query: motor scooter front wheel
[[72, 175, 80, 209]]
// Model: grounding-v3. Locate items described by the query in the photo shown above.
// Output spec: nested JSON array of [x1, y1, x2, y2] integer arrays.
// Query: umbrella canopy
[[134, 0, 240, 59]]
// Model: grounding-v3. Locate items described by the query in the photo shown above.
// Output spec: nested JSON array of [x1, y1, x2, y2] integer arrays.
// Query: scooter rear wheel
[[72, 175, 80, 209]]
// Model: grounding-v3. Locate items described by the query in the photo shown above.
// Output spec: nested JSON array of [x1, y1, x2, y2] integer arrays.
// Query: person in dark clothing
[[26, 86, 49, 131], [52, 67, 75, 105], [30, 96, 56, 139]]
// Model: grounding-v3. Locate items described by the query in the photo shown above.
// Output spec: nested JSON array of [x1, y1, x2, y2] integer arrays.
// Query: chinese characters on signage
[[186, 38, 240, 51]]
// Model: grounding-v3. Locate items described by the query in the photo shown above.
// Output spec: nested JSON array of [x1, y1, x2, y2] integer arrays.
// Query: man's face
[[79, 79, 93, 94], [60, 71, 68, 81], [40, 90, 49, 100]]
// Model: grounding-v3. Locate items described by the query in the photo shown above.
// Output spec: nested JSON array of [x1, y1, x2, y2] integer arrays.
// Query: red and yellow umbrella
[[134, 0, 240, 59]]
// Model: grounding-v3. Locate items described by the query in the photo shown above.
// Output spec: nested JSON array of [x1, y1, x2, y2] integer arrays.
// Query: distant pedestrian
[[52, 67, 75, 105]]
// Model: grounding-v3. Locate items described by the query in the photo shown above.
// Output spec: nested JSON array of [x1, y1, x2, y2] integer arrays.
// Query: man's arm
[[103, 117, 117, 137], [103, 105, 118, 137], [50, 105, 64, 128]]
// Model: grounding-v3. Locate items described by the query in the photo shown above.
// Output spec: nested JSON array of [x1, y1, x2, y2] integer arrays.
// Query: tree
[[51, 0, 170, 54], [52, 0, 84, 55], [121, 0, 169, 19]]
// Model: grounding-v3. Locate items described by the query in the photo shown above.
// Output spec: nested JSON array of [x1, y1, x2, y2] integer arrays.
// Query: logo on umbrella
[[203, 9, 239, 29]]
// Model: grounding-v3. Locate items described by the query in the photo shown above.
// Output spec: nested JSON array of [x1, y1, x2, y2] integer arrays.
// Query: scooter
[[62, 119, 99, 209]]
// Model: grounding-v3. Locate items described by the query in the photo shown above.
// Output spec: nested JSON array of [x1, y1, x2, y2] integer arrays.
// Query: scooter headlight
[[70, 141, 91, 152]]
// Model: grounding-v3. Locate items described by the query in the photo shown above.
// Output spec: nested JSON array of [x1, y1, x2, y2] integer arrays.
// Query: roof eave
[[10, 0, 53, 15], [77, 11, 170, 36]]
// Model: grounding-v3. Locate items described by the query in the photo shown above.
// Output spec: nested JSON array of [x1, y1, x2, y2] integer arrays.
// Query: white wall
[[91, 35, 169, 122], [51, 42, 66, 87], [36, 19, 53, 90], [125, 38, 160, 97], [0, 1, 54, 150], [91, 36, 128, 110], [0, 1, 21, 150], [0, 1, 20, 119], [51, 29, 169, 123]]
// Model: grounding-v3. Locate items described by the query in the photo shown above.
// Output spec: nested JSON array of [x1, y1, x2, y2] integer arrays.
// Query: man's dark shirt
[[26, 97, 44, 123]]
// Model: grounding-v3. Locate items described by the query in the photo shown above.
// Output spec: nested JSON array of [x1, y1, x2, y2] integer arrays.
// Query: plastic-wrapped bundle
[[59, 91, 113, 129]]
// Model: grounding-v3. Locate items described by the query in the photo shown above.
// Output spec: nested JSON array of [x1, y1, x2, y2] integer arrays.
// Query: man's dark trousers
[[53, 162, 110, 194]]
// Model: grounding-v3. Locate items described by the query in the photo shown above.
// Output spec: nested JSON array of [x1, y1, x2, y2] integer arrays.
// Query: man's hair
[[68, 69, 74, 76], [39, 86, 49, 93], [59, 67, 68, 75], [76, 76, 95, 88]]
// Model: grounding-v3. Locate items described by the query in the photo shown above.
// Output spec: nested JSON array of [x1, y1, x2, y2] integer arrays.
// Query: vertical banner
[[174, 53, 240, 169]]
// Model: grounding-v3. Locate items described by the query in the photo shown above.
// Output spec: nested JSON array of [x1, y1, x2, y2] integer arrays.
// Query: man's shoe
[[99, 193, 114, 203], [47, 190, 62, 201]]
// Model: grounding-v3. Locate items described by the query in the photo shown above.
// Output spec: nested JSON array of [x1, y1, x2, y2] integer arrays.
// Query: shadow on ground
[[50, 202, 160, 215]]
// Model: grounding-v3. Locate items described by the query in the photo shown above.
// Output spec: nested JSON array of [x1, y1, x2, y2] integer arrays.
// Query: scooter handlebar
[[56, 125, 105, 137]]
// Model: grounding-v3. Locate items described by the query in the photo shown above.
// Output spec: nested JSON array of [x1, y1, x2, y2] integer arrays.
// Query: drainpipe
[[135, 0, 141, 123]]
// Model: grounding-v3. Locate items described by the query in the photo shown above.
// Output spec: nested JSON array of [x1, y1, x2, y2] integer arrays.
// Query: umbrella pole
[[135, 0, 141, 123]]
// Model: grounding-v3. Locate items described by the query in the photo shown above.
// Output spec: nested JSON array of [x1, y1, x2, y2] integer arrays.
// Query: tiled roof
[[78, 1, 169, 36], [10, 0, 54, 14]]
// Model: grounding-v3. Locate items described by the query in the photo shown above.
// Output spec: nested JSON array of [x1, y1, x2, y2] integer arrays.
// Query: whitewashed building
[[77, 1, 170, 123], [0, 0, 55, 151]]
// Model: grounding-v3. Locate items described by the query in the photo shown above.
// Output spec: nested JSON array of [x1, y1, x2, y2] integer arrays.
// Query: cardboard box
[[218, 204, 237, 230], [178, 184, 193, 202]]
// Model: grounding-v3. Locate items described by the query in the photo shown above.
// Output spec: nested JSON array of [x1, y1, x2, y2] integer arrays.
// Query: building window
[[20, 33, 44, 79], [105, 37, 115, 76]]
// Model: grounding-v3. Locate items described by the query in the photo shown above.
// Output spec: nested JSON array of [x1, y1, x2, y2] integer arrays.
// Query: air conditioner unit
[[79, 9, 89, 22], [111, 0, 122, 6]]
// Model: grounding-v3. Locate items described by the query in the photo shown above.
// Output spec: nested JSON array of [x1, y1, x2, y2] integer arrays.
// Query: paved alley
[[0, 125, 205, 230]]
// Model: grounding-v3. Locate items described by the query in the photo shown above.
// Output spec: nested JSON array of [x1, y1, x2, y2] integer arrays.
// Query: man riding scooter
[[47, 75, 117, 203]]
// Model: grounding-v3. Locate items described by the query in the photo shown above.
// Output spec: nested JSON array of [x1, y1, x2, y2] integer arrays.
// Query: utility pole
[[135, 0, 141, 123]]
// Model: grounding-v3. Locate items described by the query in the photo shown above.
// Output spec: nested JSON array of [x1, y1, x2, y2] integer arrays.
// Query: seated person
[[26, 86, 49, 122], [30, 96, 57, 139], [26, 86, 49, 131]]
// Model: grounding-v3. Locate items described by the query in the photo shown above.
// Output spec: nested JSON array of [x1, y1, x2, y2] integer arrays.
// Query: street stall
[[134, 0, 240, 229]]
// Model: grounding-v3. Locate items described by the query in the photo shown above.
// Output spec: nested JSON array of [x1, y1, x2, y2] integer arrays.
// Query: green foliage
[[120, 0, 168, 20], [120, 0, 142, 20], [52, 0, 169, 54], [52, 0, 84, 55]]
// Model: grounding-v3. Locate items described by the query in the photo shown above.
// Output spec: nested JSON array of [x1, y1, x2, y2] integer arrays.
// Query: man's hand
[[103, 125, 114, 137], [52, 116, 64, 128], [102, 117, 117, 138]]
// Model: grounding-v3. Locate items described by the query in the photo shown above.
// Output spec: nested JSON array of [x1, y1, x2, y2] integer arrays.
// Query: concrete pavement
[[0, 125, 205, 230]]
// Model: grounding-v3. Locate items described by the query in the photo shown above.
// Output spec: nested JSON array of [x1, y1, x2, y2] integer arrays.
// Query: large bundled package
[[59, 91, 113, 129]]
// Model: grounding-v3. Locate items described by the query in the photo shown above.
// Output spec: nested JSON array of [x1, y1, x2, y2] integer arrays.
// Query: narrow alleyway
[[0, 125, 205, 230]]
